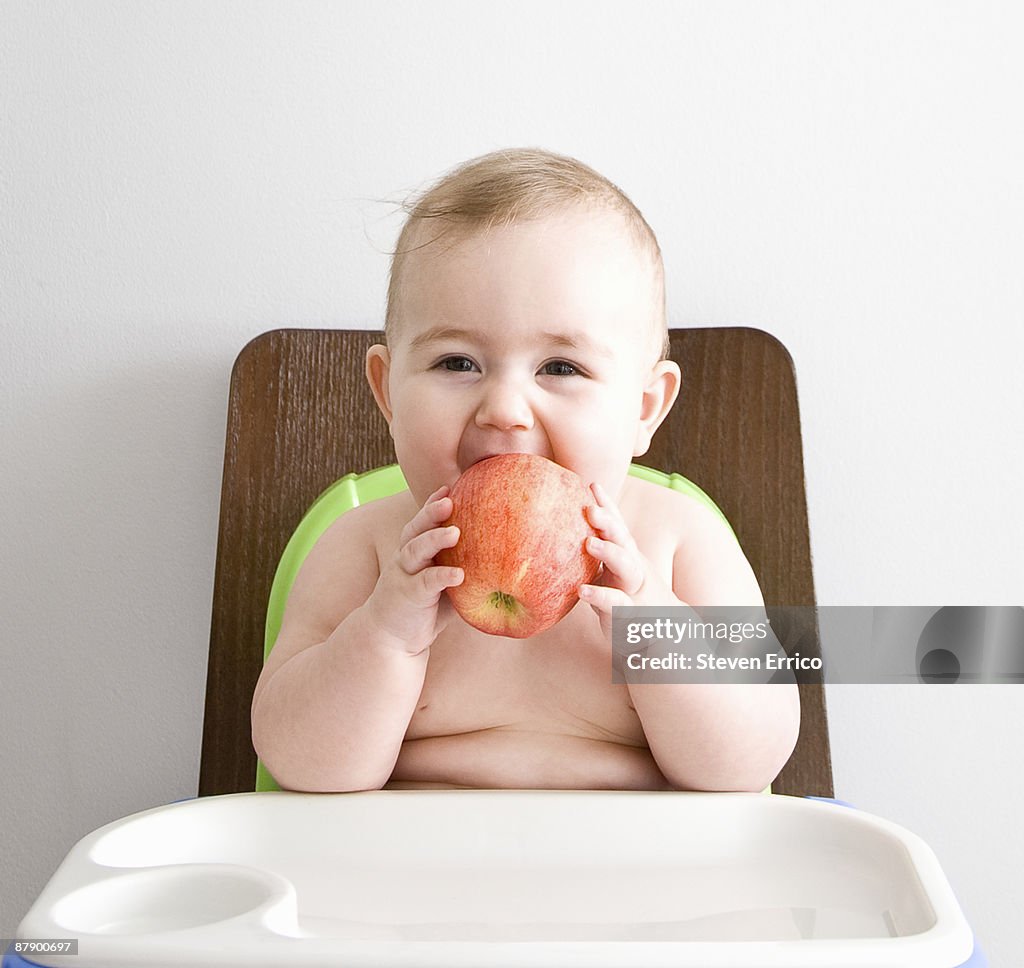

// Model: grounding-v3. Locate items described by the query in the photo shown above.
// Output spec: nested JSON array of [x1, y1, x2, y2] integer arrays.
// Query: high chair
[[9, 328, 985, 968]]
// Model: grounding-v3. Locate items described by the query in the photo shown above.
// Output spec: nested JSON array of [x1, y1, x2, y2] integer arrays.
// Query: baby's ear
[[365, 344, 394, 428], [633, 358, 681, 457]]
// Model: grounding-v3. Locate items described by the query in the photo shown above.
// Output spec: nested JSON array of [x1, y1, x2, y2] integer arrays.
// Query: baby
[[251, 148, 800, 793]]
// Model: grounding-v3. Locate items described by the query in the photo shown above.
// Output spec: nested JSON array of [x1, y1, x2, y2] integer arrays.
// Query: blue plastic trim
[[804, 795, 858, 809], [3, 953, 43, 968], [958, 941, 989, 966]]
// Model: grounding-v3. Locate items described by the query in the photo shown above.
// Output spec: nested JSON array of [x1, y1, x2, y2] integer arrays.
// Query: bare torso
[[367, 476, 688, 790]]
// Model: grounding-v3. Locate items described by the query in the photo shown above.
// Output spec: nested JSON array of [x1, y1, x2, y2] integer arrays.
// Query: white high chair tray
[[19, 790, 973, 967]]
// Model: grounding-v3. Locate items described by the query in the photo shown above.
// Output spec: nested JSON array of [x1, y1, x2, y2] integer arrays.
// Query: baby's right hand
[[364, 485, 464, 655]]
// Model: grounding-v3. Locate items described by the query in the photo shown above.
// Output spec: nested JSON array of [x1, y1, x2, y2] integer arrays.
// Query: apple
[[436, 453, 601, 638]]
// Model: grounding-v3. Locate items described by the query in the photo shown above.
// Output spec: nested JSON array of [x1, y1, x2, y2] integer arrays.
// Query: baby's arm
[[581, 489, 800, 792], [251, 486, 463, 792]]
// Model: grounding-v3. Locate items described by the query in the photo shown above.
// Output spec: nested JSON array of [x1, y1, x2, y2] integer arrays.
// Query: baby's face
[[369, 210, 672, 505]]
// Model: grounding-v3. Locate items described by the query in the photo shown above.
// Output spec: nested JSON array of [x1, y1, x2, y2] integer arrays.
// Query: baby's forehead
[[391, 206, 665, 362], [411, 205, 646, 258]]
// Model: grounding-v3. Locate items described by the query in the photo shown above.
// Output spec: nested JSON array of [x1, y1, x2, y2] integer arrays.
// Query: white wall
[[2, 1, 1021, 961]]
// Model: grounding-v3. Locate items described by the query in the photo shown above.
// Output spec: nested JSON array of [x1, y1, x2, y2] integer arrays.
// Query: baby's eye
[[539, 359, 580, 377], [438, 356, 477, 372]]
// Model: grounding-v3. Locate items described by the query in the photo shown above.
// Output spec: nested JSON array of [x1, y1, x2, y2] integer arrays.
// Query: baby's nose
[[474, 377, 535, 431]]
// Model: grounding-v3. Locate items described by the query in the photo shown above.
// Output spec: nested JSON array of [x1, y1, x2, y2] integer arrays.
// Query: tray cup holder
[[53, 866, 285, 935]]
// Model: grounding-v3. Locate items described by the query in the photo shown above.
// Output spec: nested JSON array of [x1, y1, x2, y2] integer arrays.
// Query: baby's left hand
[[578, 482, 679, 640]]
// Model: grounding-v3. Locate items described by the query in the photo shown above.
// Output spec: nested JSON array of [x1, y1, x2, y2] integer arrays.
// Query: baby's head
[[367, 148, 680, 504]]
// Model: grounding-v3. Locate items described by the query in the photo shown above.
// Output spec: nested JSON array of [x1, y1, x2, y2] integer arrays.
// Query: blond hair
[[386, 148, 668, 360]]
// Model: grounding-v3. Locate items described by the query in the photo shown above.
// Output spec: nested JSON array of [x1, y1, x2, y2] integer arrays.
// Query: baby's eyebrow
[[407, 326, 476, 351], [540, 330, 615, 359], [407, 325, 614, 359]]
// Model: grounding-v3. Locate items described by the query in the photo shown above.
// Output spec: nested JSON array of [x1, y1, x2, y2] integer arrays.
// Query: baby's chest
[[405, 605, 644, 743]]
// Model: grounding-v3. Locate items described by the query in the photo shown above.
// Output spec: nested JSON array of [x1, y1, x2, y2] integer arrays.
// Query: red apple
[[436, 453, 601, 638]]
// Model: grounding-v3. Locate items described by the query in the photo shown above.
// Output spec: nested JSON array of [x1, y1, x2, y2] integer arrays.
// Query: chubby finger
[[578, 583, 633, 613], [399, 524, 460, 574], [412, 564, 464, 603], [420, 483, 451, 512], [586, 484, 637, 550], [586, 503, 633, 548], [586, 536, 645, 596], [400, 490, 453, 545]]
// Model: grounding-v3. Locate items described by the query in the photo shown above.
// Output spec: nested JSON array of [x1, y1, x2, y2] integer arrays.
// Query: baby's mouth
[[473, 452, 512, 465], [456, 441, 555, 475], [462, 450, 540, 473], [455, 452, 574, 484], [459, 452, 513, 475]]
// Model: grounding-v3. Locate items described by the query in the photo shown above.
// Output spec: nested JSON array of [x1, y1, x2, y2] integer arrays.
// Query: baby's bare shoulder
[[311, 490, 417, 563], [273, 491, 417, 646], [621, 476, 760, 606], [621, 475, 728, 543]]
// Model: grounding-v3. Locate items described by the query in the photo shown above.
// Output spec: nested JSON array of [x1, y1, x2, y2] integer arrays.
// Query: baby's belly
[[385, 728, 672, 791]]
